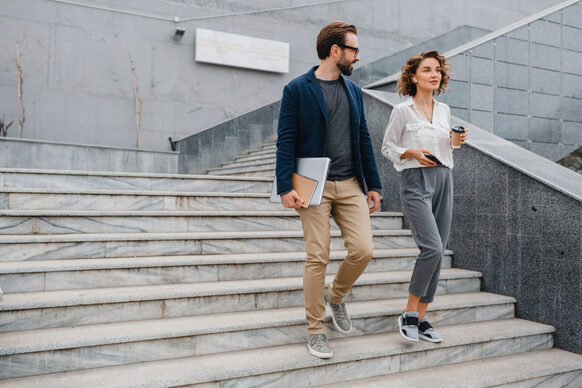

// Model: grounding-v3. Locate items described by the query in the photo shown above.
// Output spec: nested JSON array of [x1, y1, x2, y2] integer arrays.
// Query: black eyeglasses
[[338, 44, 359, 56]]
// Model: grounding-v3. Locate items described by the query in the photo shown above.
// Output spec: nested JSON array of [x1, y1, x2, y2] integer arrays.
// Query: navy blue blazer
[[275, 66, 382, 195]]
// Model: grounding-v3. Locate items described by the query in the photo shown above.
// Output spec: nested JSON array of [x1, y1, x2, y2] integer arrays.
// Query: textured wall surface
[[177, 100, 279, 174], [0, 0, 563, 150], [364, 90, 582, 354], [439, 2, 582, 162]]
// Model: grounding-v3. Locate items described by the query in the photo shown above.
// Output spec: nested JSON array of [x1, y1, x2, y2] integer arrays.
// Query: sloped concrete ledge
[[175, 100, 280, 174], [0, 137, 178, 174], [364, 89, 582, 354]]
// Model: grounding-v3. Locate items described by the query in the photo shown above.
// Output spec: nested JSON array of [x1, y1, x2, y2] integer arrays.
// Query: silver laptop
[[270, 157, 331, 206]]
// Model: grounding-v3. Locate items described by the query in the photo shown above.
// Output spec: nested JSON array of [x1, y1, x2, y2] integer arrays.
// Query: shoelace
[[332, 303, 348, 321], [311, 334, 328, 347]]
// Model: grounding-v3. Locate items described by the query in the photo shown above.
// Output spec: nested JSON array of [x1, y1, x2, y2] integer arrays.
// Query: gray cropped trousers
[[400, 166, 453, 303]]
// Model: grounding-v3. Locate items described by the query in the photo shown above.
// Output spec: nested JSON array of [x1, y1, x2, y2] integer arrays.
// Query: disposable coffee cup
[[451, 125, 466, 147]]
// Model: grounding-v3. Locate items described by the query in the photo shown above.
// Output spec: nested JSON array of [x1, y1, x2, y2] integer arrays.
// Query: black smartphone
[[424, 153, 443, 166]]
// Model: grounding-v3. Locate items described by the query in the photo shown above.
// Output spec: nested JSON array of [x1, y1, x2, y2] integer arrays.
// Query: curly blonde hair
[[397, 50, 450, 96]]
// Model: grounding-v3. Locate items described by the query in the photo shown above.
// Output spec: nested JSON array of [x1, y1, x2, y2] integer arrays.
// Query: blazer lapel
[[340, 76, 360, 144], [307, 69, 328, 123]]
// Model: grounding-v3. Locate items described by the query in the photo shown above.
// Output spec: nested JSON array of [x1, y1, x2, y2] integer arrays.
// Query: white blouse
[[381, 98, 455, 172]]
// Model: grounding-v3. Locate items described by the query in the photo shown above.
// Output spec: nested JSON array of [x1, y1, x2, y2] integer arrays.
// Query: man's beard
[[336, 53, 354, 76]]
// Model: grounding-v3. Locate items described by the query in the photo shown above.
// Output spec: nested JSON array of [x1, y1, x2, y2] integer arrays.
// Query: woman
[[381, 50, 467, 343]]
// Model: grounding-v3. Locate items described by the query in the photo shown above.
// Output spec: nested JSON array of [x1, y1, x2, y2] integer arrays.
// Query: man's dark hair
[[316, 21, 357, 60]]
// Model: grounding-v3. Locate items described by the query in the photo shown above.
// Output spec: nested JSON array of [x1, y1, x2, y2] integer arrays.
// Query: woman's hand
[[449, 128, 469, 145], [401, 149, 437, 167]]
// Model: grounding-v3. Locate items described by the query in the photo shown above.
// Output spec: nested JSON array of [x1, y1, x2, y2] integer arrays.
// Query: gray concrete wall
[[351, 25, 490, 87], [177, 100, 279, 174], [0, 137, 178, 173], [438, 1, 582, 162], [364, 90, 582, 354], [176, 26, 488, 174], [0, 0, 563, 151]]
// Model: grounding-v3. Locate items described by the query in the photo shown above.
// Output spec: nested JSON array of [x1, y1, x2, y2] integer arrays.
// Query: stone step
[[0, 188, 278, 211], [0, 168, 273, 192], [0, 268, 481, 332], [0, 319, 555, 387], [225, 170, 275, 177], [0, 229, 415, 261], [0, 292, 515, 379], [0, 210, 402, 235], [0, 248, 450, 292], [220, 156, 276, 169], [325, 348, 582, 388], [234, 152, 277, 163], [208, 163, 276, 175], [239, 148, 276, 158]]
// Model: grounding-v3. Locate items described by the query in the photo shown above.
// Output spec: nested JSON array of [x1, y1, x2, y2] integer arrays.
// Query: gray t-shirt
[[317, 78, 356, 181]]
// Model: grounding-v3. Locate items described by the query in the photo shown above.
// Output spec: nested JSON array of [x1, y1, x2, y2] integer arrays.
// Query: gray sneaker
[[307, 334, 333, 359], [324, 292, 352, 334], [398, 311, 419, 342], [418, 318, 442, 343]]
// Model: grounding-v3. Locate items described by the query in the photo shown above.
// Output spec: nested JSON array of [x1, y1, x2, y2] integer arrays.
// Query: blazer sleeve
[[358, 92, 382, 191], [275, 84, 298, 195]]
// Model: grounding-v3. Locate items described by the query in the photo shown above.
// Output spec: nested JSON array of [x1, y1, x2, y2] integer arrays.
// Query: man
[[275, 21, 382, 359]]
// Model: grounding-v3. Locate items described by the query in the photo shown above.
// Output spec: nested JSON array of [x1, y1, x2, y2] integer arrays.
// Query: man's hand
[[281, 190, 304, 209], [367, 190, 380, 214]]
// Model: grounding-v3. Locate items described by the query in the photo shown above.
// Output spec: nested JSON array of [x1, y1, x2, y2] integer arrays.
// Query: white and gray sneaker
[[398, 311, 419, 342], [418, 318, 442, 343], [307, 334, 333, 359], [324, 292, 352, 334]]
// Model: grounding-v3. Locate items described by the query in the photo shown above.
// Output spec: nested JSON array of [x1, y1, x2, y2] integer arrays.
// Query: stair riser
[[0, 193, 278, 211], [238, 149, 275, 158], [0, 215, 401, 235], [221, 158, 276, 168], [0, 278, 480, 332], [235, 153, 276, 163], [0, 303, 513, 379], [499, 371, 582, 388], [218, 172, 274, 177], [0, 235, 416, 261], [0, 255, 452, 292], [210, 164, 276, 175], [202, 334, 553, 388], [0, 173, 271, 193]]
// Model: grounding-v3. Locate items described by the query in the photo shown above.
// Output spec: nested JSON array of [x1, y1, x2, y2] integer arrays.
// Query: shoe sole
[[307, 343, 333, 359], [398, 315, 419, 342], [324, 295, 352, 334], [419, 332, 443, 343]]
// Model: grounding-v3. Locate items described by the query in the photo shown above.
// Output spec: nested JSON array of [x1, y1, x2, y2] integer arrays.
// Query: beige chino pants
[[297, 177, 374, 335]]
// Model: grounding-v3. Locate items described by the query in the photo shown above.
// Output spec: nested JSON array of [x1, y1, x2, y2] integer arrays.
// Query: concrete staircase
[[1, 144, 581, 387], [207, 143, 277, 177]]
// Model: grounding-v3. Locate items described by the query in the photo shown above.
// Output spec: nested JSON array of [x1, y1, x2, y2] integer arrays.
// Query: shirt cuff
[[368, 187, 381, 193], [393, 147, 408, 163]]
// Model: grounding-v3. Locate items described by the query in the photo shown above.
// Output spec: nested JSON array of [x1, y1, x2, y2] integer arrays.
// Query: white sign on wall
[[195, 28, 290, 74]]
